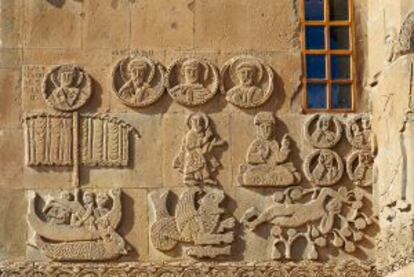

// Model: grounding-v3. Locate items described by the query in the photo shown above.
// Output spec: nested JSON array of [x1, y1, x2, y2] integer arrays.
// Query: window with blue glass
[[302, 0, 354, 112]]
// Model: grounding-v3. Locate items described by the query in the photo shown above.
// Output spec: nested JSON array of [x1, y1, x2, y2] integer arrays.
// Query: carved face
[[319, 117, 331, 131], [59, 70, 74, 87], [359, 152, 373, 165], [237, 66, 255, 86], [183, 64, 199, 84], [96, 193, 109, 208], [83, 192, 95, 206], [319, 152, 334, 167], [257, 122, 273, 140], [128, 63, 147, 86], [361, 118, 371, 130], [190, 115, 205, 133]]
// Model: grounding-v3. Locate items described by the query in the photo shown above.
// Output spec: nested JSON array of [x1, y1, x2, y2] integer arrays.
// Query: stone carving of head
[[182, 59, 200, 85], [318, 115, 332, 131], [128, 59, 148, 86], [236, 62, 257, 86], [57, 65, 75, 87], [96, 192, 110, 208], [187, 112, 209, 133], [254, 112, 275, 140], [83, 191, 95, 206]]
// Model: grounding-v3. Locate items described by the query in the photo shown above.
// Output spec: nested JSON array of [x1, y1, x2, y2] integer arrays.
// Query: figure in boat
[[27, 188, 128, 261], [238, 112, 301, 187]]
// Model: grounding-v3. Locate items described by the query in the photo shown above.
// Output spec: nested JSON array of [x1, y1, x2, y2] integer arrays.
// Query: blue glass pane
[[305, 0, 324, 21], [330, 0, 349, 21], [306, 55, 326, 79], [307, 84, 327, 109], [331, 55, 351, 79], [330, 26, 350, 49], [306, 26, 325, 49], [332, 84, 352, 109]]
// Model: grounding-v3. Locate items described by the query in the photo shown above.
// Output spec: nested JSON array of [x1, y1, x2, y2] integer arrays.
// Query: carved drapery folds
[[149, 187, 235, 258], [27, 188, 128, 261]]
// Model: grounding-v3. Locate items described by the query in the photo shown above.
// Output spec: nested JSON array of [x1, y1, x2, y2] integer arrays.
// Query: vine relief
[[27, 189, 128, 261], [221, 55, 274, 108], [150, 188, 235, 258], [166, 57, 219, 106], [112, 55, 165, 107], [173, 112, 226, 186], [238, 112, 301, 187], [42, 64, 92, 111], [242, 186, 373, 260]]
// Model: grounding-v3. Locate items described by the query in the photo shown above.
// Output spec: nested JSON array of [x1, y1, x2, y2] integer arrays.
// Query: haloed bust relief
[[113, 55, 165, 108], [221, 55, 274, 108]]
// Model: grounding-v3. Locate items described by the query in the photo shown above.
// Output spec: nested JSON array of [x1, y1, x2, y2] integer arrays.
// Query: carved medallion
[[303, 149, 344, 186], [42, 64, 92, 111], [238, 112, 301, 187], [112, 55, 165, 107], [304, 114, 343, 149], [346, 150, 374, 187], [27, 189, 128, 261], [149, 187, 235, 258], [221, 55, 274, 108], [166, 57, 219, 106], [173, 112, 226, 186], [242, 186, 374, 260], [346, 114, 372, 150]]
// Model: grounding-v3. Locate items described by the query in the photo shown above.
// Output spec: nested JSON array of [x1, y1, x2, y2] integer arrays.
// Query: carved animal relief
[[27, 189, 128, 261], [173, 112, 226, 186], [221, 55, 274, 108], [238, 112, 301, 187], [166, 57, 219, 106], [112, 55, 165, 107], [42, 65, 92, 111], [242, 186, 373, 260], [149, 188, 235, 258]]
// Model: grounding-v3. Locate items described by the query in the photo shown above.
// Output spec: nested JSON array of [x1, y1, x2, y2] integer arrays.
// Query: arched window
[[301, 0, 355, 112]]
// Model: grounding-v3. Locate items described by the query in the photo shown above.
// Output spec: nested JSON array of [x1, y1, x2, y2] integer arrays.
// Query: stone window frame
[[300, 0, 356, 113]]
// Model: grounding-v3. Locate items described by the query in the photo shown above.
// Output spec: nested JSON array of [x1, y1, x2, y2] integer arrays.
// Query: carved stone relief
[[166, 57, 219, 106], [346, 150, 374, 187], [346, 114, 372, 150], [173, 112, 226, 186], [303, 149, 344, 186], [399, 11, 414, 55], [27, 188, 128, 261], [238, 112, 301, 187], [112, 56, 165, 107], [42, 65, 92, 111], [220, 55, 274, 108], [149, 187, 235, 258], [242, 186, 373, 260], [304, 114, 343, 149]]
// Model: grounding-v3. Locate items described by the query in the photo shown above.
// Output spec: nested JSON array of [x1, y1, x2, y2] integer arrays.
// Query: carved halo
[[186, 112, 210, 130], [304, 114, 343, 149], [303, 149, 344, 186], [166, 57, 219, 106], [42, 64, 92, 112], [346, 150, 374, 187]]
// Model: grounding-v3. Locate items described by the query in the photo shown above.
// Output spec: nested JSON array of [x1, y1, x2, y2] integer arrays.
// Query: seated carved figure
[[239, 112, 301, 187]]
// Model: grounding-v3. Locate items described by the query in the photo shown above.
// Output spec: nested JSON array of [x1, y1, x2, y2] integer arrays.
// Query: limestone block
[[0, 129, 23, 189], [130, 0, 193, 49], [0, 190, 27, 260], [0, 0, 23, 48], [82, 0, 130, 49], [0, 69, 22, 128], [23, 0, 82, 48], [0, 49, 22, 68]]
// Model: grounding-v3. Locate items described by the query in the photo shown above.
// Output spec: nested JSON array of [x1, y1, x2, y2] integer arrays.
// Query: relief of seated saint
[[118, 58, 156, 105], [50, 65, 81, 109], [170, 59, 212, 105], [239, 112, 301, 187], [226, 62, 264, 106]]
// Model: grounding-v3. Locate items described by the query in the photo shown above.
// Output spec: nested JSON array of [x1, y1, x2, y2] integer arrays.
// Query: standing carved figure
[[221, 55, 274, 108], [42, 64, 92, 111], [167, 57, 219, 106], [173, 113, 226, 186], [113, 56, 165, 107], [238, 112, 301, 187]]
